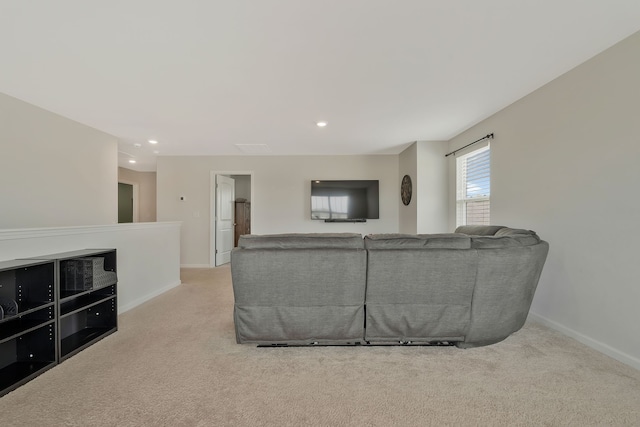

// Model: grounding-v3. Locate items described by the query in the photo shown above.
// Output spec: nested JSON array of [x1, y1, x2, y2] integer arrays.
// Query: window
[[456, 145, 490, 227]]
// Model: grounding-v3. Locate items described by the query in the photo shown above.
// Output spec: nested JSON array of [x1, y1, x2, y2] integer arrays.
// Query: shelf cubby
[[59, 297, 117, 360], [0, 260, 54, 318], [60, 285, 116, 316], [0, 305, 55, 342], [0, 318, 56, 395]]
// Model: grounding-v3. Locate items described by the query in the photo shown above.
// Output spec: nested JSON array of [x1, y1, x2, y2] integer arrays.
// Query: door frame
[[209, 170, 254, 268], [117, 180, 139, 222]]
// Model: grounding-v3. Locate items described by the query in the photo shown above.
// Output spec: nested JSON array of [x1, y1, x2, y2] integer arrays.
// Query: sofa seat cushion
[[364, 234, 471, 249], [238, 233, 364, 249]]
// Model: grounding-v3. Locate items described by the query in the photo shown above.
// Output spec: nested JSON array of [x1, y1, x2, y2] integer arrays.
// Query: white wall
[[447, 31, 640, 369], [157, 155, 399, 266], [0, 222, 181, 313], [399, 141, 449, 234], [415, 141, 448, 233], [399, 144, 418, 233], [230, 175, 252, 201], [0, 95, 179, 316], [0, 92, 118, 228]]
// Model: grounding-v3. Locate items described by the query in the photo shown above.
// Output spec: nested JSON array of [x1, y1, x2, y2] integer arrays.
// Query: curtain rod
[[444, 133, 494, 157]]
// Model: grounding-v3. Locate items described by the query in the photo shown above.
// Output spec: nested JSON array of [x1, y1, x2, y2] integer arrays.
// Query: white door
[[215, 175, 235, 266]]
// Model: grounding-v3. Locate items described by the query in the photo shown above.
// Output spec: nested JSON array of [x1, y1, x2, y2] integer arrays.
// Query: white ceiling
[[2, 1, 640, 171]]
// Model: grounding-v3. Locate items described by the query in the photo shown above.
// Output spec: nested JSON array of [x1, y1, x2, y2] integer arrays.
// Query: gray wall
[[157, 155, 399, 266], [447, 31, 640, 369], [0, 92, 118, 228]]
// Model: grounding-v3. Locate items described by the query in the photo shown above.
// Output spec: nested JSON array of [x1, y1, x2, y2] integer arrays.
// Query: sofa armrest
[[458, 240, 549, 348]]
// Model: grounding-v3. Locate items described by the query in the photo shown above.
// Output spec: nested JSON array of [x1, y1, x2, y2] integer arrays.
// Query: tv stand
[[324, 219, 367, 223]]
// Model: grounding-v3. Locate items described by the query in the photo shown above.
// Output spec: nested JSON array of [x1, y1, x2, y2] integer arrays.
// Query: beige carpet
[[1, 266, 639, 426]]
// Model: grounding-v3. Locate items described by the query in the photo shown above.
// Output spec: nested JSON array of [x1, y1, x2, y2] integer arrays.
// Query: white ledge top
[[0, 222, 182, 241]]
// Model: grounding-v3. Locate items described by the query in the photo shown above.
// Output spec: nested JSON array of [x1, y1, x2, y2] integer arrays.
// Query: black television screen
[[311, 180, 379, 220]]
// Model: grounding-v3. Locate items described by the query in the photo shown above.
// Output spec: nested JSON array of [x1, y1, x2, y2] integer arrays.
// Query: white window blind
[[456, 145, 490, 227]]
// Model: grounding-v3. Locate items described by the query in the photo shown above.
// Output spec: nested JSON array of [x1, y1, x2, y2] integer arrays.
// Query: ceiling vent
[[234, 144, 271, 154]]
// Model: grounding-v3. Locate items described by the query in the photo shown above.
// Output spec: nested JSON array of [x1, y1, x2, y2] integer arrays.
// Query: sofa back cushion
[[455, 225, 506, 236], [470, 228, 541, 248], [364, 234, 471, 249], [454, 226, 541, 248], [231, 246, 367, 344], [494, 227, 536, 236], [470, 234, 541, 248], [365, 248, 478, 342], [238, 233, 364, 249]]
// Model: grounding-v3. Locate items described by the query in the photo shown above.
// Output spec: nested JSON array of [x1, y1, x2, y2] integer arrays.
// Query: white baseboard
[[528, 312, 640, 371], [118, 280, 182, 314], [180, 264, 212, 268]]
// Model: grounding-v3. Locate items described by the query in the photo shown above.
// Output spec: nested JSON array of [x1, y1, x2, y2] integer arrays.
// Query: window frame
[[456, 144, 491, 227]]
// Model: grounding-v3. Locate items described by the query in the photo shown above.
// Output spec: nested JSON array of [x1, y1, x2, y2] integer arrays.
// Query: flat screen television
[[311, 180, 379, 221]]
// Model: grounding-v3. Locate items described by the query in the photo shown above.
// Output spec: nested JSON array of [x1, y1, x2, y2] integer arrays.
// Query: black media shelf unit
[[0, 249, 118, 397], [27, 249, 118, 362], [0, 259, 56, 397]]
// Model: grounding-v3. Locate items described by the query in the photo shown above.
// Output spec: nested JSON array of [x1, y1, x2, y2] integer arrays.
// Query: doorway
[[118, 182, 139, 223], [210, 171, 253, 267]]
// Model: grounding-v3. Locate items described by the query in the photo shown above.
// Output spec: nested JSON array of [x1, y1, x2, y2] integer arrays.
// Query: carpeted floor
[[1, 266, 639, 426]]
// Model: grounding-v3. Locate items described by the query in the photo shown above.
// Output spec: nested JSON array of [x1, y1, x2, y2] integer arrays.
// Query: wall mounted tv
[[311, 180, 379, 222]]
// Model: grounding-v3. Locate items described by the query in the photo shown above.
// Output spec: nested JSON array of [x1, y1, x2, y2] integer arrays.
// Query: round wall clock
[[401, 175, 412, 206]]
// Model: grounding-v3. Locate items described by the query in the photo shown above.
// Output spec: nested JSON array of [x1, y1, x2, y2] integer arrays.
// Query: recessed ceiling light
[[316, 121, 327, 127], [128, 159, 136, 164], [148, 139, 158, 144]]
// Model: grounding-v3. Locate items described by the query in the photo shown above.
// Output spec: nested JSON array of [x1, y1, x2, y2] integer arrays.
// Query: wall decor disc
[[401, 174, 412, 206]]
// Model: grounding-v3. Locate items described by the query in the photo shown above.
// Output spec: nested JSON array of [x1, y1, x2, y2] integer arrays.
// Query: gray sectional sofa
[[230, 226, 548, 348]]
